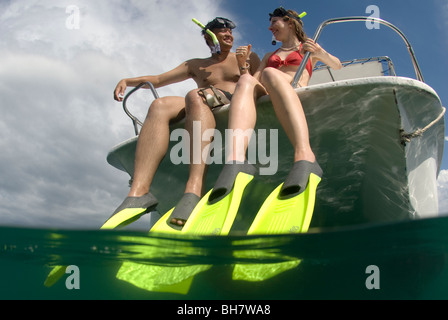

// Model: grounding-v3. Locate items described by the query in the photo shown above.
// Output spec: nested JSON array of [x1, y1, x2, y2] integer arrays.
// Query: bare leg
[[170, 89, 216, 226], [183, 89, 216, 197], [226, 74, 266, 162], [129, 96, 186, 197], [260, 68, 315, 163]]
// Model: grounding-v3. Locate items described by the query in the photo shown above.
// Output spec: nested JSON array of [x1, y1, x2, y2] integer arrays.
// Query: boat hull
[[107, 77, 444, 229]]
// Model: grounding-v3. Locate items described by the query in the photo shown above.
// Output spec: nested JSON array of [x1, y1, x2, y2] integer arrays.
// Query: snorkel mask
[[192, 17, 236, 54], [269, 7, 307, 45]]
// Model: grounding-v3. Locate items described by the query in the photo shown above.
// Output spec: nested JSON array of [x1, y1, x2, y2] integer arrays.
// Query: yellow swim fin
[[44, 193, 158, 288], [149, 193, 201, 233], [101, 193, 158, 230], [120, 163, 257, 292], [233, 160, 322, 281], [43, 265, 66, 288], [182, 162, 257, 235], [117, 194, 204, 294], [246, 172, 321, 235], [149, 208, 177, 232]]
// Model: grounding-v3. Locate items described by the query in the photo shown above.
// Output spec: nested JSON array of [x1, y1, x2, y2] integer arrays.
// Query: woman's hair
[[282, 10, 308, 43]]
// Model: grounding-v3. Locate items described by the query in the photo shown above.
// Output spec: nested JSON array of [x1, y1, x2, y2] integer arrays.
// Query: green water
[[1, 216, 448, 300]]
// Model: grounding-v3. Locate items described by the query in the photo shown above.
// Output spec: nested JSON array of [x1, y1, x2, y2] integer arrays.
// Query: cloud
[[437, 170, 448, 215], [435, 0, 448, 45], [0, 0, 230, 229]]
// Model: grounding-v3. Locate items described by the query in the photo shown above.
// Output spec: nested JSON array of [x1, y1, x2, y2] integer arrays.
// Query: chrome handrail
[[292, 16, 424, 87], [312, 56, 397, 77], [122, 81, 160, 135]]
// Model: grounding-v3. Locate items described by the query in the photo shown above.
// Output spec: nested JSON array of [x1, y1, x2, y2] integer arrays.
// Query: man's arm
[[248, 51, 261, 76], [113, 61, 192, 101], [235, 45, 261, 76]]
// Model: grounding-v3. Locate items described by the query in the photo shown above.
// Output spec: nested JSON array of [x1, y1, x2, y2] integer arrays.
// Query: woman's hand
[[301, 39, 324, 57], [302, 39, 342, 70]]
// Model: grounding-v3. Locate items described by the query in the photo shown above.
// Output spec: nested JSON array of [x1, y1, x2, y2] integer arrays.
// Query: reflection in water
[[1, 216, 448, 299]]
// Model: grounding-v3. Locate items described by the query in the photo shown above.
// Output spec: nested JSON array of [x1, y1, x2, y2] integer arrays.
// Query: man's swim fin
[[117, 194, 204, 294], [182, 161, 257, 235], [44, 193, 158, 287], [233, 160, 322, 281], [150, 193, 200, 233], [101, 193, 158, 230], [116, 261, 197, 295], [44, 265, 66, 287]]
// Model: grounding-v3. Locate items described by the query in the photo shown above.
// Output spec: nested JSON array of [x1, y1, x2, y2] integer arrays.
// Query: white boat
[[106, 17, 445, 229]]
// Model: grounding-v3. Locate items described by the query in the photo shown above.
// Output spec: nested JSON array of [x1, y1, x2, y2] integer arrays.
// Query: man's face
[[207, 27, 234, 50], [214, 28, 233, 47]]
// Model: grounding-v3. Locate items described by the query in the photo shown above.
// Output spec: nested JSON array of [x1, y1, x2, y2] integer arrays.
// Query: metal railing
[[122, 17, 424, 134], [122, 81, 159, 135], [292, 16, 424, 87], [311, 56, 396, 84]]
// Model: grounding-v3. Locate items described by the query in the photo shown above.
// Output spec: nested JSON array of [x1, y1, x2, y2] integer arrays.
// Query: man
[[107, 17, 260, 229]]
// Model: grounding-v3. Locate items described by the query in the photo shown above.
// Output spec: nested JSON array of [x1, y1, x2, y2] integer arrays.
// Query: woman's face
[[268, 16, 290, 42]]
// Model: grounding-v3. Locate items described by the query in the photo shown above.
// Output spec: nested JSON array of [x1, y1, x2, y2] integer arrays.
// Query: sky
[[1, 0, 447, 229]]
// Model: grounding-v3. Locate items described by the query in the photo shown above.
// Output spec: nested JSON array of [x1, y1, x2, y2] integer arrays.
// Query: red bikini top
[[266, 44, 313, 76]]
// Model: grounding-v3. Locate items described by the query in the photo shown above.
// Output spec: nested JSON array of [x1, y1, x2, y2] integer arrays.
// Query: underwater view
[[1, 214, 448, 300]]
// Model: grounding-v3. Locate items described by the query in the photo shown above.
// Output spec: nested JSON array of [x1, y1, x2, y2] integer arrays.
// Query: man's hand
[[114, 79, 127, 101], [236, 44, 252, 68]]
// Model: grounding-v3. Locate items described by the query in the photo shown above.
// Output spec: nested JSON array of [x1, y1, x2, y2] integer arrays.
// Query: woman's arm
[[303, 39, 342, 70], [252, 52, 271, 81]]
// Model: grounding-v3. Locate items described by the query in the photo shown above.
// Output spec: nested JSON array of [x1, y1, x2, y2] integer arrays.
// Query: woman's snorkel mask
[[269, 7, 307, 45], [192, 17, 236, 54]]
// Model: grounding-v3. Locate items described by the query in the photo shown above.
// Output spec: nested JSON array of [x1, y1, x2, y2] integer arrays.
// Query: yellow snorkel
[[192, 18, 221, 54]]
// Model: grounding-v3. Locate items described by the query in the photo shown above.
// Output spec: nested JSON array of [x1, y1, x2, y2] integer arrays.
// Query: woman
[[216, 7, 342, 201]]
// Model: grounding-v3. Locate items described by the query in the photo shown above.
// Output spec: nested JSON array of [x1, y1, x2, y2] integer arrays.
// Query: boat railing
[[123, 17, 424, 135], [310, 56, 396, 85], [122, 81, 159, 135], [292, 16, 424, 87]]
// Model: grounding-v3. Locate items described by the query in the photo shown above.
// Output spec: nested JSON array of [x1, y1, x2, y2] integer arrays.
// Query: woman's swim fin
[[232, 161, 322, 282], [246, 160, 322, 235]]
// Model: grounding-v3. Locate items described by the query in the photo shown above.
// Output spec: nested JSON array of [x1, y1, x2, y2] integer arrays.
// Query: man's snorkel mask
[[192, 17, 236, 54], [269, 7, 307, 45]]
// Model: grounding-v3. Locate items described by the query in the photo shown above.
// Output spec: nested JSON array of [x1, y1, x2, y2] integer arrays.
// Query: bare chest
[[191, 56, 241, 87]]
